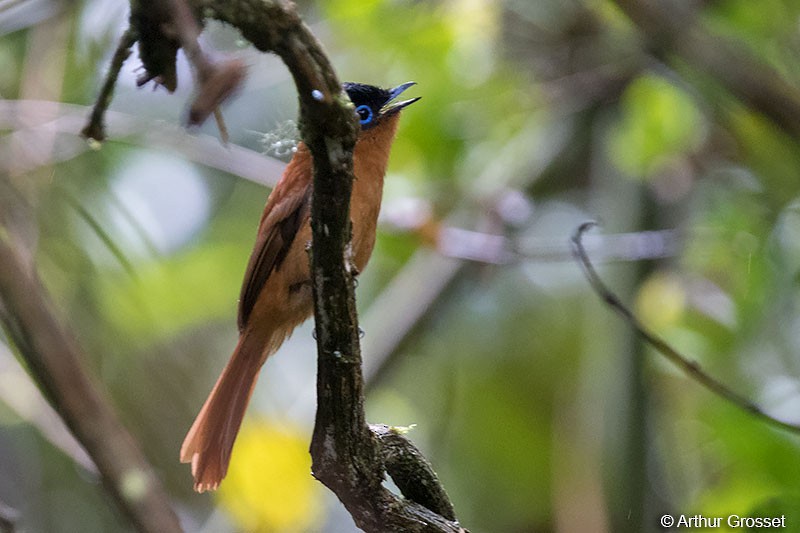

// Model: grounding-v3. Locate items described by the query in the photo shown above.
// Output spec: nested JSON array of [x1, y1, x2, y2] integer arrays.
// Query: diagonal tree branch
[[0, 189, 182, 533], [572, 222, 800, 434]]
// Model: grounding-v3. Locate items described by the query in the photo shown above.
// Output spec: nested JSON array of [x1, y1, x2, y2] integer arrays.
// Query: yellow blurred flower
[[217, 420, 322, 533]]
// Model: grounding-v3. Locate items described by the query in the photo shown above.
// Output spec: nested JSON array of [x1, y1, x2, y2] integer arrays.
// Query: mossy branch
[[80, 0, 465, 530]]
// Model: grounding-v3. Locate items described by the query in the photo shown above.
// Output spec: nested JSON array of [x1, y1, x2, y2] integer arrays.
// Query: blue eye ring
[[355, 104, 373, 125]]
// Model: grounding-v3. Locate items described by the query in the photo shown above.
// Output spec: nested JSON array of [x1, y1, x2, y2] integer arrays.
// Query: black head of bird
[[343, 81, 420, 130]]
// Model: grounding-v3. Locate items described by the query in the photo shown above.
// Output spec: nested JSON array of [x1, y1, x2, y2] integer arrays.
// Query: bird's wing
[[237, 159, 312, 331]]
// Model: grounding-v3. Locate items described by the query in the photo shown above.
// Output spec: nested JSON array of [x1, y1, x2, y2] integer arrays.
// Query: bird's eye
[[356, 105, 373, 125]]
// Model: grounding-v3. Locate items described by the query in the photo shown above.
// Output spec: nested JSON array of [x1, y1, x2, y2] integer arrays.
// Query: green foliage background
[[2, 0, 800, 531]]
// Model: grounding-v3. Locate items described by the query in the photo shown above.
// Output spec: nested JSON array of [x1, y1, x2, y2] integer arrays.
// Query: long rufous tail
[[180, 336, 264, 492]]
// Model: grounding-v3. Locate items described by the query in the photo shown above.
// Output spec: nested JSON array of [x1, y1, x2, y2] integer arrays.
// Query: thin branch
[[1, 99, 286, 186], [81, 29, 136, 142], [571, 222, 800, 434], [417, 224, 678, 266]]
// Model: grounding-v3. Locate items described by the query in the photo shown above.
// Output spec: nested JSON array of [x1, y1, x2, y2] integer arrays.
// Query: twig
[[571, 222, 800, 434], [421, 225, 678, 266], [82, 0, 246, 143], [81, 29, 136, 142], [1, 100, 285, 186]]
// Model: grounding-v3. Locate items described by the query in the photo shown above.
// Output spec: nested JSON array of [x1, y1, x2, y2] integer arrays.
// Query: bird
[[180, 81, 420, 492]]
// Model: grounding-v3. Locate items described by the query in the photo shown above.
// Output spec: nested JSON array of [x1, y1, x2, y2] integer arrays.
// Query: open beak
[[380, 81, 421, 116]]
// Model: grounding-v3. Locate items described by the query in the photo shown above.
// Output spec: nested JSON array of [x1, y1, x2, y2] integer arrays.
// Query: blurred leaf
[[97, 243, 244, 342], [608, 74, 704, 178], [728, 110, 800, 204], [682, 178, 774, 334]]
